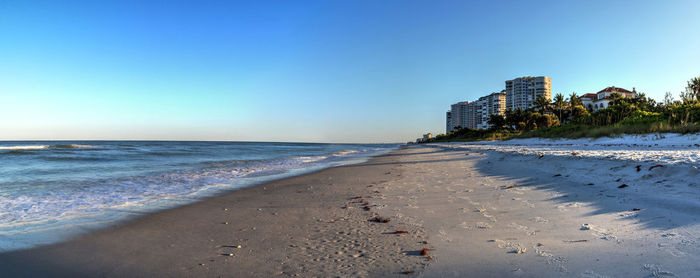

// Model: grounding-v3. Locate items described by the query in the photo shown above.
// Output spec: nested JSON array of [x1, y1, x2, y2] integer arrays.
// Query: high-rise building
[[445, 111, 452, 133], [475, 91, 507, 129], [449, 101, 472, 131], [505, 76, 551, 110], [447, 90, 507, 131]]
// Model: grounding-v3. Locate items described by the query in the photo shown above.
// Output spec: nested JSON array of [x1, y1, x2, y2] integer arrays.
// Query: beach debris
[[661, 232, 678, 238], [536, 243, 544, 247], [649, 164, 665, 170], [420, 248, 433, 256], [427, 255, 433, 261], [349, 196, 362, 200], [509, 247, 527, 254], [632, 208, 641, 211], [580, 223, 592, 230], [538, 153, 545, 159], [635, 165, 642, 172], [504, 185, 516, 189], [553, 174, 562, 177], [223, 222, 228, 225], [571, 152, 578, 156], [563, 239, 588, 243], [618, 184, 629, 189], [223, 208, 228, 211], [371, 216, 390, 223], [222, 253, 234, 256], [615, 178, 622, 182], [401, 270, 415, 275], [587, 183, 595, 186], [393, 230, 409, 234]]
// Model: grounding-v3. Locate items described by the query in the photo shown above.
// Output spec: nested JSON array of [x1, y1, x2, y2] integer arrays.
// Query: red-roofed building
[[581, 86, 635, 111]]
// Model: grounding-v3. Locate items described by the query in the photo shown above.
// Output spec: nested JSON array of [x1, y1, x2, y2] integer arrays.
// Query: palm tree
[[689, 77, 700, 100], [553, 93, 567, 123], [534, 94, 550, 113], [569, 92, 582, 107]]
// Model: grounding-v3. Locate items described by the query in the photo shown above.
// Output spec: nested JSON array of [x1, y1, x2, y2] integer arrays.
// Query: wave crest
[[0, 144, 97, 151], [0, 145, 49, 150]]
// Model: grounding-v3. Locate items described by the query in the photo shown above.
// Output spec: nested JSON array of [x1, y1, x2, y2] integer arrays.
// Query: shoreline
[[0, 146, 431, 277], [0, 143, 398, 253]]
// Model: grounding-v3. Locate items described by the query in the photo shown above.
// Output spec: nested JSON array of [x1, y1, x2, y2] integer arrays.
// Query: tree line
[[430, 76, 700, 142]]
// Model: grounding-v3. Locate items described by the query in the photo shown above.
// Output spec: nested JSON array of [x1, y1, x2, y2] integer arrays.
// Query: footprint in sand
[[509, 223, 535, 236], [536, 248, 568, 273], [532, 217, 549, 223], [642, 264, 675, 277], [491, 240, 527, 254], [437, 228, 451, 242], [581, 224, 619, 243], [482, 213, 497, 223], [580, 270, 611, 278], [557, 202, 582, 211], [476, 222, 492, 229]]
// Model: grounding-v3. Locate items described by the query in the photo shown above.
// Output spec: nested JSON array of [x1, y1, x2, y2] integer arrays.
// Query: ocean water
[[0, 141, 398, 251]]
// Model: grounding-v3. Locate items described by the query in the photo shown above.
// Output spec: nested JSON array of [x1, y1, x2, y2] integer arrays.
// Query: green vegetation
[[428, 76, 700, 142]]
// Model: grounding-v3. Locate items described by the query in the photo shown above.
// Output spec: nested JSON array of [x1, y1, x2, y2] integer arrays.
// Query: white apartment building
[[449, 101, 473, 131], [446, 91, 506, 132], [445, 111, 452, 132], [475, 91, 507, 129], [505, 76, 552, 110]]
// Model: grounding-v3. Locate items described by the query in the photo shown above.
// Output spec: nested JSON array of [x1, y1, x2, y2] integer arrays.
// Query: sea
[[0, 141, 398, 252]]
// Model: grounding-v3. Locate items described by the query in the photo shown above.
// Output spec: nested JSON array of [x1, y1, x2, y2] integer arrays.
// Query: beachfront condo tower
[[449, 101, 473, 131], [475, 91, 507, 130], [446, 91, 506, 132], [505, 76, 552, 110], [446, 111, 452, 132]]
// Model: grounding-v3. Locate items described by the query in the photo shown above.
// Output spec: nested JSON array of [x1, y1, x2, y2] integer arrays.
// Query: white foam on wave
[[333, 150, 358, 156], [0, 145, 398, 251], [0, 144, 98, 150], [61, 144, 97, 149], [0, 145, 49, 150]]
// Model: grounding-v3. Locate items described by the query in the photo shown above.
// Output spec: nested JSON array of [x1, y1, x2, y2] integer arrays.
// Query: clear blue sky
[[1, 0, 698, 143]]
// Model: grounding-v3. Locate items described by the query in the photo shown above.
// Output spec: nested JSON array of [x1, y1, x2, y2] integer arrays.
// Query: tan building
[[505, 76, 552, 110]]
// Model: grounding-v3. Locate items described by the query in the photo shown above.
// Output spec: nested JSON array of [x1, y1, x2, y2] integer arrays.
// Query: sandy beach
[[3, 138, 700, 277]]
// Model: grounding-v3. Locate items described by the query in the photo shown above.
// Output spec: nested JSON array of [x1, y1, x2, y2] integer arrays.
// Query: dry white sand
[[371, 143, 700, 277]]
